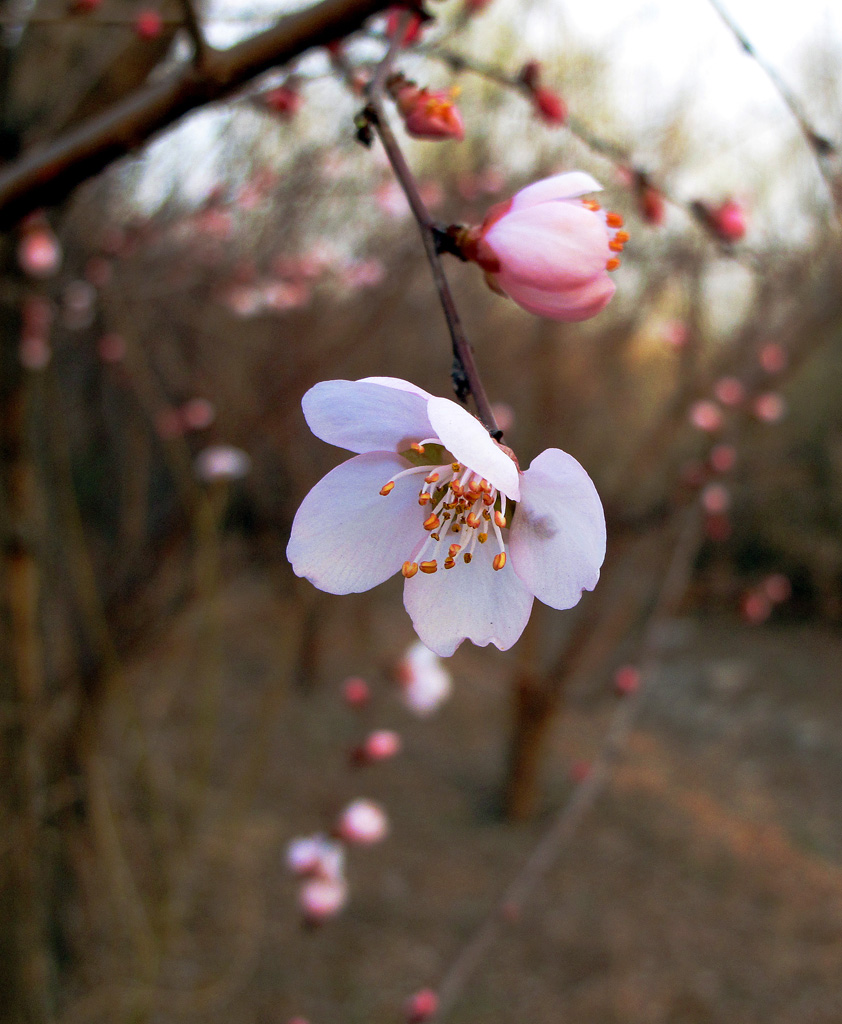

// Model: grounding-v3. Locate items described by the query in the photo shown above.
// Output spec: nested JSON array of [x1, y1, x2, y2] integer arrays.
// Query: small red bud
[[405, 988, 438, 1023], [532, 86, 567, 125], [134, 9, 163, 39], [613, 665, 640, 696]]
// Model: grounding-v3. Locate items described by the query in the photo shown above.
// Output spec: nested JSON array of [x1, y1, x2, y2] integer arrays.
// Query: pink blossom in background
[[375, 180, 411, 218], [181, 397, 216, 431], [741, 589, 771, 625], [339, 259, 386, 290], [405, 989, 439, 1023], [701, 483, 730, 515], [336, 799, 389, 845], [709, 443, 737, 474], [614, 665, 640, 696], [714, 376, 745, 407], [18, 226, 62, 278], [759, 342, 787, 374], [395, 84, 465, 141], [342, 676, 371, 708], [396, 640, 452, 716], [754, 392, 786, 423], [359, 729, 402, 762], [419, 180, 444, 210], [134, 8, 163, 39], [462, 172, 625, 322], [689, 400, 723, 433], [709, 198, 748, 242], [97, 332, 127, 364], [220, 284, 264, 317], [660, 319, 687, 349], [763, 573, 792, 604], [286, 835, 345, 881], [287, 378, 606, 656], [19, 335, 51, 371], [298, 877, 348, 923], [194, 445, 251, 482], [262, 84, 302, 119], [262, 280, 310, 311]]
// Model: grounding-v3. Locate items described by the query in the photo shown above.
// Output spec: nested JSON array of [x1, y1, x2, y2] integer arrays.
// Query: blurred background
[[2, 0, 842, 1021]]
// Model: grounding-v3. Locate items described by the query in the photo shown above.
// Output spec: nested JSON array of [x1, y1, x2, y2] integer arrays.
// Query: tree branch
[[0, 0, 397, 226]]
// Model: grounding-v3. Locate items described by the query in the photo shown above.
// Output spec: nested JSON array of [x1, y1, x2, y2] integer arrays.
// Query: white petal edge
[[287, 451, 426, 594], [425, 397, 521, 501], [510, 172, 603, 212], [403, 537, 534, 656], [302, 380, 433, 454], [509, 448, 606, 609], [358, 376, 434, 400]]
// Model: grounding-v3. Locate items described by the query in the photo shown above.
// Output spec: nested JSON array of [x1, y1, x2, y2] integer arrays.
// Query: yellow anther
[[424, 513, 440, 531], [444, 558, 456, 569], [411, 441, 425, 454], [609, 239, 625, 252], [431, 532, 440, 541], [450, 481, 464, 497], [380, 481, 395, 496], [479, 479, 491, 493], [606, 211, 624, 228], [418, 492, 431, 505], [466, 512, 481, 528], [402, 561, 419, 578], [451, 462, 461, 472], [478, 533, 488, 544], [493, 552, 507, 571], [448, 544, 462, 557], [606, 258, 620, 271], [583, 199, 601, 211], [614, 230, 630, 243], [420, 560, 438, 574], [483, 509, 491, 520], [482, 492, 495, 505], [451, 523, 460, 532], [463, 552, 472, 564], [494, 510, 507, 528], [425, 472, 440, 484]]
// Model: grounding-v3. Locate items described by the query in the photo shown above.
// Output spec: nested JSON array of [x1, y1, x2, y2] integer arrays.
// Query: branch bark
[[0, 0, 396, 226]]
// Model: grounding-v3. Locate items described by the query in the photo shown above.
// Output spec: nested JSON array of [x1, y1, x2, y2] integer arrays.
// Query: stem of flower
[[363, 19, 502, 439]]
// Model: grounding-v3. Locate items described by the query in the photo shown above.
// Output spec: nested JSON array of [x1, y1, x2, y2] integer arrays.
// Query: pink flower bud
[[286, 835, 345, 881], [741, 589, 771, 625], [709, 443, 737, 474], [342, 676, 370, 708], [18, 228, 61, 278], [708, 199, 747, 242], [298, 877, 347, 923], [134, 9, 163, 39], [385, 7, 424, 45], [613, 665, 640, 696], [713, 376, 745, 407], [660, 319, 687, 349], [395, 84, 465, 141], [405, 989, 438, 1023], [336, 799, 389, 845], [754, 392, 786, 423], [181, 397, 216, 431], [463, 172, 624, 321], [532, 86, 567, 125], [396, 641, 451, 716], [759, 343, 787, 374], [262, 85, 302, 119], [701, 483, 730, 515], [361, 730, 401, 762], [639, 185, 666, 226], [689, 400, 723, 433]]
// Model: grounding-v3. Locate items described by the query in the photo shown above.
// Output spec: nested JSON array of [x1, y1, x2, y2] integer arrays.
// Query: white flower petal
[[403, 538, 534, 656], [358, 376, 434, 399], [287, 451, 426, 594], [509, 448, 606, 609], [510, 172, 603, 211], [302, 379, 433, 454], [425, 397, 520, 500]]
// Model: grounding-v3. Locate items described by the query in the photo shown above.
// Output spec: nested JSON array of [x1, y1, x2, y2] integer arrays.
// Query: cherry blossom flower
[[298, 877, 348, 923], [336, 798, 389, 845], [287, 378, 606, 656], [460, 172, 625, 322], [286, 834, 345, 881], [194, 445, 251, 482], [405, 989, 439, 1023], [396, 640, 452, 716], [342, 676, 371, 708]]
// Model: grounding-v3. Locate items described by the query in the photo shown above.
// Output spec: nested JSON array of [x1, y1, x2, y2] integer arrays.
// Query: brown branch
[[177, 0, 210, 69], [0, 0, 396, 226]]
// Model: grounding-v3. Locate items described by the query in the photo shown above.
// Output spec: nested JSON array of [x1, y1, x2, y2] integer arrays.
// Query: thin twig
[[362, 20, 501, 436], [430, 507, 702, 1021]]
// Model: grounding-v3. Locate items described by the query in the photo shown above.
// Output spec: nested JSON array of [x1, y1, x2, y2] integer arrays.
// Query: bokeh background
[[2, 0, 842, 1021]]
